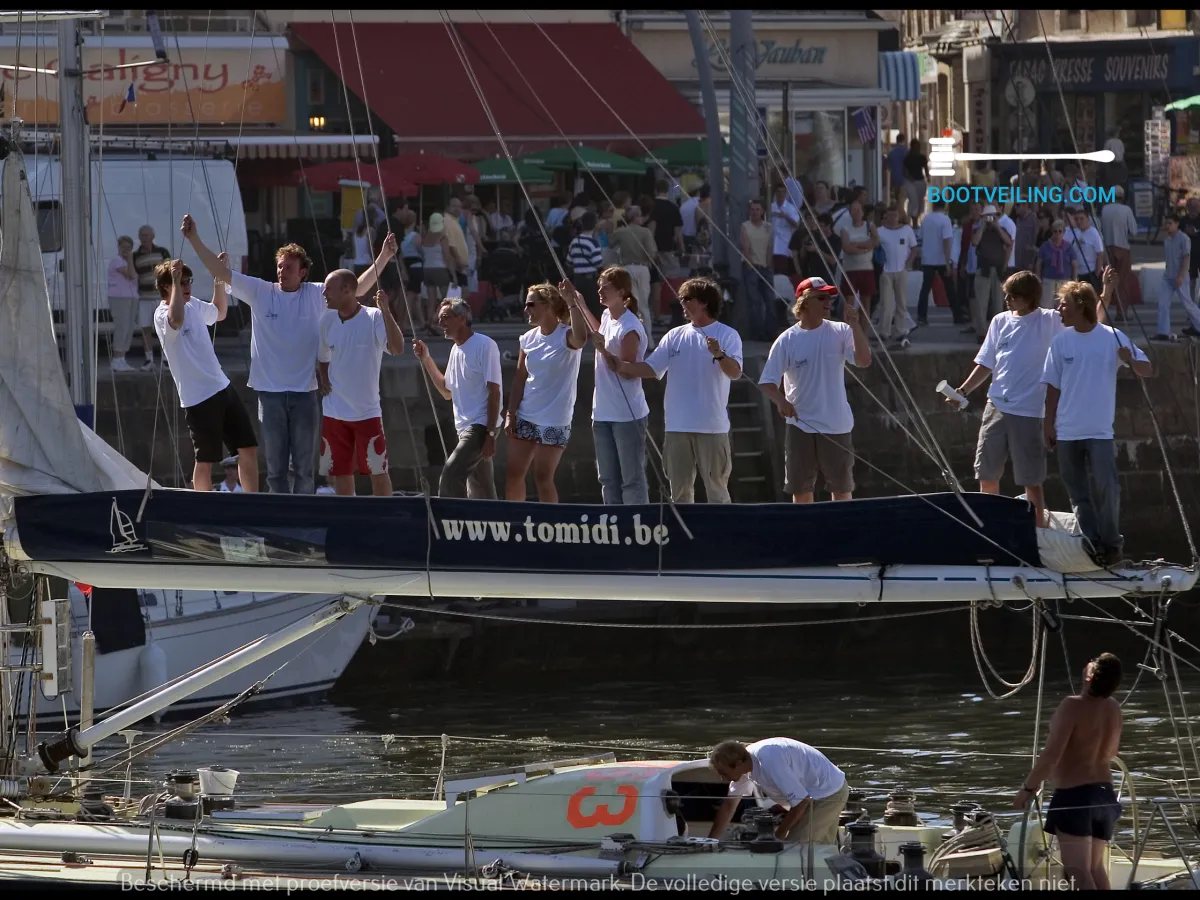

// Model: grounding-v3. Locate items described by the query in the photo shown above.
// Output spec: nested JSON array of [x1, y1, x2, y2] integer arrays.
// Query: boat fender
[[138, 641, 168, 723]]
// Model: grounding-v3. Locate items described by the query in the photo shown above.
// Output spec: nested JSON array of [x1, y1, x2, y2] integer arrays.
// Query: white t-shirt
[[877, 225, 916, 273], [976, 308, 1065, 418], [920, 211, 954, 266], [1066, 225, 1105, 276], [770, 200, 800, 256], [646, 321, 743, 434], [727, 738, 847, 806], [446, 332, 503, 434], [593, 309, 649, 423], [680, 196, 700, 238], [517, 323, 582, 428], [317, 306, 391, 422], [998, 214, 1018, 269], [230, 272, 325, 394], [217, 482, 243, 493], [153, 298, 229, 409], [759, 321, 857, 434], [1040, 325, 1149, 440]]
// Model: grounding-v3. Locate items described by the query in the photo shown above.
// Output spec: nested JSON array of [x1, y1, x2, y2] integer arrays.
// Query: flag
[[852, 107, 877, 146], [118, 83, 135, 114], [74, 582, 93, 598]]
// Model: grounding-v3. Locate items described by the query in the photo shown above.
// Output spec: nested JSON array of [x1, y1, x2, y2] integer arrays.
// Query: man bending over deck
[[153, 258, 258, 492], [1014, 653, 1123, 890], [182, 214, 396, 494], [707, 738, 849, 844]]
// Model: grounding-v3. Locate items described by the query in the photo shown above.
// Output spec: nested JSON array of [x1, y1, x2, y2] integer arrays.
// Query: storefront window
[[794, 110, 846, 192]]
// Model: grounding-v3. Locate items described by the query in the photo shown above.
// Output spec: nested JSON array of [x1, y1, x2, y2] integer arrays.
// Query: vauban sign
[[699, 37, 826, 74]]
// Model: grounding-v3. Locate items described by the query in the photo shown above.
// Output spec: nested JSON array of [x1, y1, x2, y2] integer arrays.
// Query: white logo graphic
[[108, 499, 147, 553], [366, 434, 389, 476], [928, 136, 1114, 178]]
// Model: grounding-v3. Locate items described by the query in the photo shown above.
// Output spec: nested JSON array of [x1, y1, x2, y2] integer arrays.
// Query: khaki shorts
[[974, 400, 1046, 486], [786, 781, 850, 845], [784, 428, 854, 495]]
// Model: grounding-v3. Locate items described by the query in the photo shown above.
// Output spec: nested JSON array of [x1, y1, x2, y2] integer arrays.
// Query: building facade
[[626, 11, 908, 201]]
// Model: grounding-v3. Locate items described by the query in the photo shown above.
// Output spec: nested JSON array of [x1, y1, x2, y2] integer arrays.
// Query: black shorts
[[183, 384, 258, 464], [1044, 782, 1120, 840]]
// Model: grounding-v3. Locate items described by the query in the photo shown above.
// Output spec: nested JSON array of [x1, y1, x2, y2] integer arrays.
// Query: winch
[[839, 789, 869, 827], [844, 821, 886, 878], [897, 841, 935, 888], [882, 789, 920, 827], [739, 806, 784, 854]]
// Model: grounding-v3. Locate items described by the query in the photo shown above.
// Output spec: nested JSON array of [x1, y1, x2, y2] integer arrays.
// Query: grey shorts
[[974, 400, 1046, 486], [784, 428, 854, 495]]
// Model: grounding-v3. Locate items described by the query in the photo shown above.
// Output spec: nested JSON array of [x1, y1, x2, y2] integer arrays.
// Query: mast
[[57, 17, 95, 428], [685, 12, 726, 271]]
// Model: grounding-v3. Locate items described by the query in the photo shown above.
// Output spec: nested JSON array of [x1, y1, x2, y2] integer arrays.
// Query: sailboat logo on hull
[[108, 498, 147, 553]]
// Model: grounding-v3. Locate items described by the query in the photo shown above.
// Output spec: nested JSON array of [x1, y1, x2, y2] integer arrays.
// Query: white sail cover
[[0, 149, 152, 529]]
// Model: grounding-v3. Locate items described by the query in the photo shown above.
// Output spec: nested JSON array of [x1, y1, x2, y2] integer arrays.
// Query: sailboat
[[0, 12, 1197, 891]]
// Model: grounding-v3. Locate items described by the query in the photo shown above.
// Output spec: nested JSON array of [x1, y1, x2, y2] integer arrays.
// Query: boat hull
[[10, 592, 374, 725]]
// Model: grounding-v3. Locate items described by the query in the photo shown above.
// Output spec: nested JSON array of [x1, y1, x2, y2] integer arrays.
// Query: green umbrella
[[513, 146, 647, 175], [472, 157, 555, 184], [642, 139, 730, 168], [1165, 94, 1200, 112]]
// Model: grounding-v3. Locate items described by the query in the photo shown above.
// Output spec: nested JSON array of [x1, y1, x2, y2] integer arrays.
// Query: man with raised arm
[[317, 278, 405, 498], [181, 214, 395, 494], [153, 257, 258, 493], [413, 297, 503, 500], [1014, 653, 1123, 890]]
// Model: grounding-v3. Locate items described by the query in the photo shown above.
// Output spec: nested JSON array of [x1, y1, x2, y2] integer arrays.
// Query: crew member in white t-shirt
[[608, 278, 743, 504], [759, 277, 870, 503], [217, 457, 243, 492], [317, 276, 405, 497], [414, 297, 503, 500], [950, 271, 1104, 528], [153, 258, 259, 493], [587, 266, 651, 505], [707, 738, 849, 844], [504, 282, 587, 502], [1041, 272, 1150, 566], [917, 199, 954, 326], [183, 215, 396, 495], [875, 206, 918, 344]]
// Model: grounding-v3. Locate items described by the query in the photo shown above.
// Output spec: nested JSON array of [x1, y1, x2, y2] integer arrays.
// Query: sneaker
[[898, 337, 911, 349], [1151, 333, 1178, 343], [917, 317, 929, 327], [110, 357, 134, 373], [141, 352, 155, 370]]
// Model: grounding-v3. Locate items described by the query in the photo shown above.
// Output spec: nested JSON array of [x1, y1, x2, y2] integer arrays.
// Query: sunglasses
[[180, 278, 193, 286]]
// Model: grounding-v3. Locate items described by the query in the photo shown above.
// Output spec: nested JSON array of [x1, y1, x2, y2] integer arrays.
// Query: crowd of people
[[142, 206, 1151, 569]]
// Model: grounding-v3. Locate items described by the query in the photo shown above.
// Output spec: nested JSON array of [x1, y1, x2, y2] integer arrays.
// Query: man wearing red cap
[[759, 277, 871, 503]]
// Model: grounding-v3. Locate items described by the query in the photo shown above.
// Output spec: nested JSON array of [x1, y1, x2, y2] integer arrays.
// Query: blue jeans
[[258, 390, 320, 494], [593, 417, 649, 505], [743, 265, 775, 340], [1057, 438, 1121, 553]]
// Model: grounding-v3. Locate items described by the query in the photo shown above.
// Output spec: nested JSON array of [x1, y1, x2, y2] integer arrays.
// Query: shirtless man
[[1014, 653, 1122, 890]]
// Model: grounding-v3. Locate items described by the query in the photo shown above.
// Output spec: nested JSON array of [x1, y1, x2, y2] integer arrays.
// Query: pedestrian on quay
[[1065, 207, 1106, 292], [317, 276, 406, 498], [875, 205, 917, 346], [1100, 187, 1138, 316], [503, 282, 587, 503], [1155, 212, 1200, 342], [415, 298, 502, 500], [608, 204, 657, 342], [183, 214, 395, 494], [836, 201, 878, 320], [970, 205, 1013, 340], [916, 199, 954, 327], [566, 211, 605, 318], [587, 266, 651, 505], [769, 182, 800, 278], [739, 198, 775, 340], [133, 225, 171, 370], [153, 257, 258, 493], [1034, 220, 1078, 309], [759, 277, 870, 504], [217, 456, 243, 492], [1042, 272, 1150, 567], [605, 277, 742, 504], [106, 235, 140, 373]]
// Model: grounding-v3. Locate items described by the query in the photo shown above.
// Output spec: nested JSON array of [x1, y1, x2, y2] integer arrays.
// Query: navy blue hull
[[13, 490, 1041, 574]]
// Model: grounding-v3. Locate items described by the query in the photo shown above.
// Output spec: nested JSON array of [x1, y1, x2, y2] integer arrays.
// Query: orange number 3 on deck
[[566, 784, 639, 829]]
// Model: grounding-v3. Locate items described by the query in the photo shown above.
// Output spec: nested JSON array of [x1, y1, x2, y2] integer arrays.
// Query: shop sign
[[702, 37, 827, 74], [917, 50, 938, 85], [969, 83, 989, 155], [1004, 42, 1193, 92], [0, 38, 286, 125]]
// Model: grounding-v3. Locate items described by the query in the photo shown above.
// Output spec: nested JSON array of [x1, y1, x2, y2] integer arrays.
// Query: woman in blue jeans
[[581, 267, 651, 504]]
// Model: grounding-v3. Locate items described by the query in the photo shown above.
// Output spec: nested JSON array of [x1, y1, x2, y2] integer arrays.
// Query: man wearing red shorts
[[317, 271, 406, 496]]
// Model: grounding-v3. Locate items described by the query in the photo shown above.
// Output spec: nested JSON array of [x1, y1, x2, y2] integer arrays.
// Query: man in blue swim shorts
[[1014, 652, 1123, 889]]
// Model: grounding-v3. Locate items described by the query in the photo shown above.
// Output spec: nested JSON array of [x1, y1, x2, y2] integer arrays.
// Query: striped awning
[[213, 136, 379, 160], [879, 51, 921, 102]]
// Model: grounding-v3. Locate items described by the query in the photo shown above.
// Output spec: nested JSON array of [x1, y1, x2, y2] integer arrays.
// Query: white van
[[18, 156, 248, 334]]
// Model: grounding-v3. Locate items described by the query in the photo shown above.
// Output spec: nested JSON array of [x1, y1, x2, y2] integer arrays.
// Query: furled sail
[[0, 147, 151, 529]]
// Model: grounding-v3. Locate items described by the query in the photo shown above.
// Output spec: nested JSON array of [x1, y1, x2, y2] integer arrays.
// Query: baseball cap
[[221, 456, 238, 468], [795, 276, 838, 297]]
